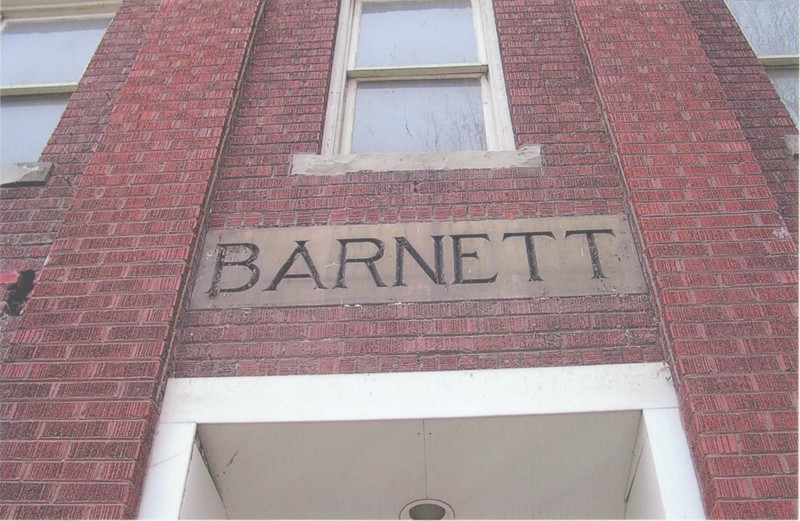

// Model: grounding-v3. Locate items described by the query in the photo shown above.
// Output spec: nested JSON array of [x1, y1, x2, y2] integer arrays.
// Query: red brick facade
[[0, 0, 796, 518]]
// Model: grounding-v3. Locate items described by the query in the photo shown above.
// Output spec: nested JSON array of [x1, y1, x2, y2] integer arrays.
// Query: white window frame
[[322, 0, 515, 155]]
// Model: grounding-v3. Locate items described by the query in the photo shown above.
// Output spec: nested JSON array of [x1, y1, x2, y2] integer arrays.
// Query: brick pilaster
[[573, 0, 798, 517], [682, 0, 799, 244], [0, 1, 264, 517]]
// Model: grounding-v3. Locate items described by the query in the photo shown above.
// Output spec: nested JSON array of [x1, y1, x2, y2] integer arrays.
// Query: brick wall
[[682, 0, 799, 244], [173, 0, 663, 379], [0, 2, 162, 514], [0, 0, 796, 519], [0, 0, 160, 355], [573, 0, 797, 517]]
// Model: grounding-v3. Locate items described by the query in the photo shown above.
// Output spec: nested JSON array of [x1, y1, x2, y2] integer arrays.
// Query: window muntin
[[324, 0, 514, 155], [0, 2, 116, 169], [726, 0, 799, 125]]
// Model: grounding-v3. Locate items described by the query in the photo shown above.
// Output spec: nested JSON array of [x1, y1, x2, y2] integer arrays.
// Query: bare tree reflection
[[351, 80, 486, 153], [420, 88, 486, 152]]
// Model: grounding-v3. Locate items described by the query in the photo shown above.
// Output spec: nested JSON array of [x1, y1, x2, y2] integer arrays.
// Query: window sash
[[0, 83, 77, 96], [347, 63, 488, 79], [352, 0, 480, 68], [0, 1, 120, 21], [340, 74, 495, 153], [323, 0, 513, 155]]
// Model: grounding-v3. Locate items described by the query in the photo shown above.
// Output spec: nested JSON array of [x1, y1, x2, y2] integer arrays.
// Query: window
[[0, 1, 118, 177], [323, 0, 514, 155], [726, 0, 799, 125]]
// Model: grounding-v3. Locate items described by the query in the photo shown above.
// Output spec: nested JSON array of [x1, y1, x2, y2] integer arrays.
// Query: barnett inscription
[[190, 215, 647, 309]]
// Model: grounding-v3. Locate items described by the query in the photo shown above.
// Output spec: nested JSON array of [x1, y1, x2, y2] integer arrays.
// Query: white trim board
[[158, 363, 676, 424], [139, 363, 705, 519]]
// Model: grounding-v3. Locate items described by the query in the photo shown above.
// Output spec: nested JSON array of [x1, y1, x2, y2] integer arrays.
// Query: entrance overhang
[[138, 363, 704, 519]]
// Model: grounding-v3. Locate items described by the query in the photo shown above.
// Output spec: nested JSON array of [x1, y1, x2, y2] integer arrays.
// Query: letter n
[[394, 236, 445, 286]]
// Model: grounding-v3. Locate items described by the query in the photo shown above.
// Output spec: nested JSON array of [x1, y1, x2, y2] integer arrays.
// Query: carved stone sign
[[189, 215, 647, 309]]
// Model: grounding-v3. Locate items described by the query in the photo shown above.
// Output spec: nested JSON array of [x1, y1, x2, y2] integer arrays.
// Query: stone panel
[[191, 215, 647, 308]]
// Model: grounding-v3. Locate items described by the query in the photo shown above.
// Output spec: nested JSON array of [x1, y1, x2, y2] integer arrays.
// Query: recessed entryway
[[138, 363, 705, 519]]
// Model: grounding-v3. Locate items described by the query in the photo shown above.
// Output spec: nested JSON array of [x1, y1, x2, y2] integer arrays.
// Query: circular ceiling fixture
[[399, 499, 455, 520]]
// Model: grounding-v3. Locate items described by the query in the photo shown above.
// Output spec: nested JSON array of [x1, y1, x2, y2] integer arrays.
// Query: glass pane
[[351, 79, 486, 153], [356, 0, 478, 67], [727, 0, 798, 56], [1, 94, 69, 166], [767, 67, 799, 125], [1, 18, 110, 86]]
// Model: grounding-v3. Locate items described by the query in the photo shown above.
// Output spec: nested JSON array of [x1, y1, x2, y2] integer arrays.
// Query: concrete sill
[[291, 146, 542, 176], [0, 162, 53, 187]]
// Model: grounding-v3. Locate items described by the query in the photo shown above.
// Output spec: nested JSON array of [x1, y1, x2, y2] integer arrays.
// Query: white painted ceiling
[[198, 410, 641, 519]]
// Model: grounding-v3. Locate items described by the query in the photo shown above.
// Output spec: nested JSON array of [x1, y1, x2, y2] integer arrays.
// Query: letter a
[[266, 241, 326, 290]]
